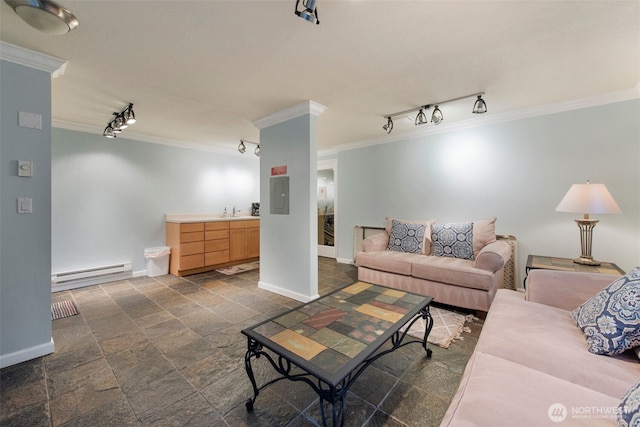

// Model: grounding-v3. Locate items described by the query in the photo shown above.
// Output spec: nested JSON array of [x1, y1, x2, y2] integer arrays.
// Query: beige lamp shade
[[555, 182, 621, 216]]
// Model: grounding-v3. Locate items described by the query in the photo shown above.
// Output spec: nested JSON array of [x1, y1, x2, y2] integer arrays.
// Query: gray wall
[[0, 60, 53, 367], [52, 128, 260, 274], [333, 99, 640, 283]]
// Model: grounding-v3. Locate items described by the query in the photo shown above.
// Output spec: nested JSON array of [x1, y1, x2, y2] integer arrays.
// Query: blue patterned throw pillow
[[571, 267, 640, 356], [431, 222, 474, 260], [387, 220, 426, 254], [619, 378, 640, 426]]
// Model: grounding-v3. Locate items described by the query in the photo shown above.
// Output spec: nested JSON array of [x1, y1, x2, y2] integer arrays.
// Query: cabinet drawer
[[205, 250, 229, 266], [205, 239, 229, 252], [230, 220, 260, 229], [205, 221, 229, 231], [181, 231, 204, 243], [181, 241, 204, 256], [205, 230, 229, 240], [180, 254, 204, 270], [180, 222, 204, 232]]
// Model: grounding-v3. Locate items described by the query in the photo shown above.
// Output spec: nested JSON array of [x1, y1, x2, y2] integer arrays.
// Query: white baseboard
[[336, 257, 354, 265], [258, 281, 319, 303], [0, 337, 54, 369]]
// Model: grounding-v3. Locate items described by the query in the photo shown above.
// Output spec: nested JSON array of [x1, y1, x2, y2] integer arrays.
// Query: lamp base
[[573, 256, 601, 266]]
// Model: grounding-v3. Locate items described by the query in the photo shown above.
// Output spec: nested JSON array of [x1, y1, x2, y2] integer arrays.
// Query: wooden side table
[[524, 255, 625, 288]]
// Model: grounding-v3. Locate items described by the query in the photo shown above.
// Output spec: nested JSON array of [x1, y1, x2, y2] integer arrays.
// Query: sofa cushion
[[431, 222, 475, 260], [619, 378, 640, 426], [411, 256, 494, 291], [386, 219, 426, 254], [571, 267, 640, 356], [440, 351, 622, 427], [355, 251, 425, 276], [472, 217, 497, 258], [385, 217, 435, 255], [477, 290, 640, 398]]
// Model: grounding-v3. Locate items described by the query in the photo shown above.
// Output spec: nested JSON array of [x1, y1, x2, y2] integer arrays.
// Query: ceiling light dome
[[5, 0, 79, 35]]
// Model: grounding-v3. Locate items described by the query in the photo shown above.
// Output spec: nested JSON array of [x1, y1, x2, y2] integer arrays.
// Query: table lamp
[[555, 181, 621, 266]]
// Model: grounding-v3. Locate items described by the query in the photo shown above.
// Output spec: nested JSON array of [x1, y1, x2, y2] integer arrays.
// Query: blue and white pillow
[[431, 222, 474, 260], [387, 220, 426, 254], [571, 267, 640, 356], [618, 378, 640, 426]]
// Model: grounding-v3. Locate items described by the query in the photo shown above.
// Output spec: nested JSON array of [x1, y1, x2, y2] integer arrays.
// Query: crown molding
[[52, 119, 253, 157], [0, 41, 67, 78], [319, 86, 640, 157], [253, 100, 327, 130]]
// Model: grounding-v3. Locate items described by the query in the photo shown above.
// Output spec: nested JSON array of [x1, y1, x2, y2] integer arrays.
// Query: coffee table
[[241, 281, 433, 426]]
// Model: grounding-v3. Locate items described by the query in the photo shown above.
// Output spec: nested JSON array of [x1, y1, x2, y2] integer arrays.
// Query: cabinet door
[[248, 227, 260, 258], [229, 229, 247, 261]]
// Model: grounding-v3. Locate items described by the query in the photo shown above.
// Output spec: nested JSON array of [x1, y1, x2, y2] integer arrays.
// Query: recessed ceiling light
[[5, 0, 79, 35]]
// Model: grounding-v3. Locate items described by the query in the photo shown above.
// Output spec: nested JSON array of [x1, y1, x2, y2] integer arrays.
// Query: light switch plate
[[18, 160, 33, 177], [18, 112, 42, 130], [17, 198, 32, 214]]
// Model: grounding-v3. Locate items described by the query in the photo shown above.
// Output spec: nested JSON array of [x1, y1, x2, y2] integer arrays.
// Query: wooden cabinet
[[229, 220, 260, 261], [166, 219, 259, 276]]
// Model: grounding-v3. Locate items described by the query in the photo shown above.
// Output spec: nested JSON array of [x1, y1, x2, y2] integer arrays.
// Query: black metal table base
[[244, 306, 433, 427]]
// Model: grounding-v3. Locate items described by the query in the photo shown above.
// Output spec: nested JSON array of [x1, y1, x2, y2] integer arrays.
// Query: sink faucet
[[232, 206, 236, 217]]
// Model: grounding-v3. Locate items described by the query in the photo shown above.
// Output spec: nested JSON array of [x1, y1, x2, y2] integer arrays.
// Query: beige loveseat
[[441, 269, 640, 426], [355, 217, 511, 312]]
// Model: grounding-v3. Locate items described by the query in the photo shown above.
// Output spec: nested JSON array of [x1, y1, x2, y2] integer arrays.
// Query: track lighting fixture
[[382, 93, 486, 133], [238, 140, 260, 157], [102, 103, 136, 139], [472, 95, 487, 114], [295, 0, 319, 25], [415, 108, 428, 126], [431, 106, 443, 125], [4, 0, 79, 35], [383, 117, 394, 134]]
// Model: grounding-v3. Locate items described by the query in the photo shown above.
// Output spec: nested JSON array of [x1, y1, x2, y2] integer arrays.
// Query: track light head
[[431, 106, 443, 125], [415, 108, 428, 126], [5, 0, 79, 35], [254, 145, 260, 157], [382, 117, 393, 134], [113, 112, 127, 130], [103, 124, 116, 138], [472, 95, 487, 114], [124, 104, 136, 125], [295, 0, 319, 25], [238, 141, 246, 154]]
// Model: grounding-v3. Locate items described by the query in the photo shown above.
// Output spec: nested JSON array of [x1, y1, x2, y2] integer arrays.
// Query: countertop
[[166, 213, 260, 223]]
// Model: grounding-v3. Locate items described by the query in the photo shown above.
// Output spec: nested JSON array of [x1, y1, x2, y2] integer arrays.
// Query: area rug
[[216, 261, 260, 275], [51, 300, 79, 320], [401, 306, 477, 349]]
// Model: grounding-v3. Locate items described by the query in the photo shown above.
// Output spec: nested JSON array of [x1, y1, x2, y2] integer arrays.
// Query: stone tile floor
[[0, 258, 482, 426]]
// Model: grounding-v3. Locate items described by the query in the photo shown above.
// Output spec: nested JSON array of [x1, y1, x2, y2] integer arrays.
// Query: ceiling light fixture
[[415, 108, 428, 126], [382, 92, 486, 133], [102, 103, 136, 139], [472, 95, 487, 114], [382, 117, 394, 134], [431, 106, 443, 125], [239, 140, 260, 157], [294, 0, 319, 25], [4, 0, 79, 35]]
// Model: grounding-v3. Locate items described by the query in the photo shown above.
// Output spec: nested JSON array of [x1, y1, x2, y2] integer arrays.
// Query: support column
[[253, 101, 326, 301]]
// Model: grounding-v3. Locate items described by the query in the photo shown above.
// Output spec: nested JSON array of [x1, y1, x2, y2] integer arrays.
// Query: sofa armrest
[[361, 232, 389, 252], [474, 240, 511, 273], [525, 269, 621, 311]]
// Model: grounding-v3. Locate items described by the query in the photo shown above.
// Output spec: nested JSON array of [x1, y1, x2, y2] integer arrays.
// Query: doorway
[[317, 159, 336, 258]]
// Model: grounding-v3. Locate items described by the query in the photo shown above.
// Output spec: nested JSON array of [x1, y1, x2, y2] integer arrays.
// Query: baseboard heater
[[51, 262, 132, 291]]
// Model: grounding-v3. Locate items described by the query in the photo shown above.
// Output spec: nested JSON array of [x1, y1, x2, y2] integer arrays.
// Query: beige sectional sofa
[[441, 269, 640, 426], [355, 217, 512, 312]]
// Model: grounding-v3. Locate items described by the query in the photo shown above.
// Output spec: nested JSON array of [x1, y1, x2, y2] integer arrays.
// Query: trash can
[[144, 246, 171, 277]]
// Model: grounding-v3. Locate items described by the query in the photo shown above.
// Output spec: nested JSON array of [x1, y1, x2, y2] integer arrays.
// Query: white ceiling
[[1, 1, 639, 153]]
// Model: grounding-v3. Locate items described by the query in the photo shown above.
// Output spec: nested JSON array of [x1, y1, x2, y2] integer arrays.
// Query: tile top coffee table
[[241, 281, 433, 426]]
